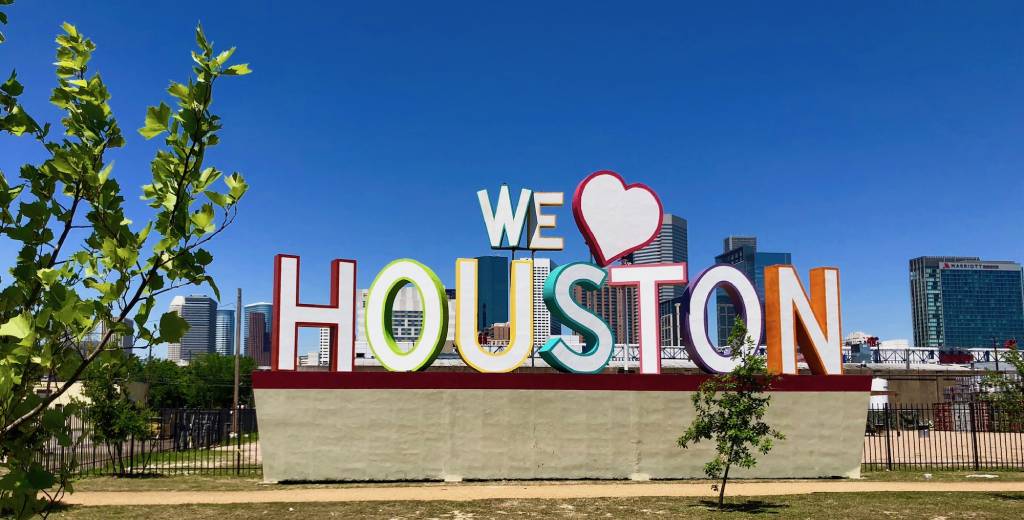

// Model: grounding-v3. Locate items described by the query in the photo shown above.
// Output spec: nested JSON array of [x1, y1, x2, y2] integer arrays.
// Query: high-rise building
[[910, 256, 1024, 350], [715, 239, 791, 346], [573, 284, 638, 344], [475, 256, 509, 329], [632, 214, 688, 303], [318, 327, 331, 366], [387, 285, 427, 342], [246, 313, 270, 367], [82, 321, 135, 356], [167, 295, 217, 363], [723, 236, 757, 253], [532, 258, 561, 349], [244, 302, 273, 367], [214, 308, 235, 356], [298, 351, 319, 367]]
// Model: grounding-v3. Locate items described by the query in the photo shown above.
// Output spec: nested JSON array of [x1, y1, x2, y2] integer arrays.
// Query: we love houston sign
[[270, 170, 844, 377]]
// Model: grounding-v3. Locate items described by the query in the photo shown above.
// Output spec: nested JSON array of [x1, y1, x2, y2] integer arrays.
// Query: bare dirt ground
[[60, 480, 1024, 507]]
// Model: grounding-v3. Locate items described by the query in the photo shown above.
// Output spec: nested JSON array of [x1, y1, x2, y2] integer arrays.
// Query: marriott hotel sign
[[941, 262, 1019, 270], [270, 171, 846, 377]]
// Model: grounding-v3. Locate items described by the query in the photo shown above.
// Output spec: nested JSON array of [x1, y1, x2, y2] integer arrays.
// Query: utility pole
[[993, 336, 1000, 372], [674, 302, 682, 349], [233, 288, 242, 435]]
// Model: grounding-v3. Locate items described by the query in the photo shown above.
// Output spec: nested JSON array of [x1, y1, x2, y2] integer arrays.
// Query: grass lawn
[[46, 492, 1024, 519], [66, 468, 1024, 493]]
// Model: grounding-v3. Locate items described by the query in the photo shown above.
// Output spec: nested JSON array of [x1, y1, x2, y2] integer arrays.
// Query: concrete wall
[[255, 372, 870, 482]]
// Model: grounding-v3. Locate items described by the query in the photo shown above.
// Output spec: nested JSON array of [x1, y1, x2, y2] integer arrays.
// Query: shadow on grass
[[695, 499, 789, 514], [990, 493, 1024, 502]]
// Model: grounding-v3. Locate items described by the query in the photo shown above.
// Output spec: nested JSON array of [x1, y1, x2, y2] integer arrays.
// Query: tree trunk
[[718, 462, 731, 508]]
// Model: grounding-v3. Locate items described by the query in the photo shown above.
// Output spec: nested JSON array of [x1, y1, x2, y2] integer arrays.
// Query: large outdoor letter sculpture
[[684, 265, 763, 374], [607, 264, 688, 374], [268, 170, 847, 378], [364, 259, 449, 371], [272, 255, 356, 372], [764, 266, 843, 375], [538, 262, 614, 374], [454, 258, 534, 372]]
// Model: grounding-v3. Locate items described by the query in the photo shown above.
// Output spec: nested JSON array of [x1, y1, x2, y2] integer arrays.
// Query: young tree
[[75, 353, 155, 477], [981, 345, 1023, 424], [0, 4, 250, 516], [677, 318, 785, 508]]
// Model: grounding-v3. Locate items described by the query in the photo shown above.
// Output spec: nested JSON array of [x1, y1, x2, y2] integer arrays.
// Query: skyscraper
[[386, 285, 427, 342], [573, 284, 638, 345], [319, 327, 331, 366], [214, 308, 235, 356], [910, 256, 1024, 350], [475, 256, 509, 329], [723, 236, 757, 253], [244, 302, 273, 367], [167, 295, 217, 363], [247, 313, 270, 367], [632, 214, 688, 303], [532, 258, 561, 349], [715, 239, 791, 346]]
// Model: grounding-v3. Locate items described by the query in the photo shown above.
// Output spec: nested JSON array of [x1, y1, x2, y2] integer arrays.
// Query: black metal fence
[[864, 403, 1024, 471], [35, 408, 260, 477]]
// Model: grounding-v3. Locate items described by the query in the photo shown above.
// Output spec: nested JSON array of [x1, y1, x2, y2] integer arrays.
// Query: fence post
[[883, 404, 893, 471], [236, 406, 242, 475], [969, 401, 981, 471]]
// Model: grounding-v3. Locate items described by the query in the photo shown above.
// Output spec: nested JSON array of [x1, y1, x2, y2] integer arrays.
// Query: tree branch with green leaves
[[0, 11, 250, 517]]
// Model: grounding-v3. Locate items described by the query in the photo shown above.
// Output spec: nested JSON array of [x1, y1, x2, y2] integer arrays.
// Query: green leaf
[[224, 172, 248, 199], [159, 311, 189, 343], [195, 23, 212, 53], [215, 47, 236, 66], [222, 63, 251, 76], [36, 268, 59, 286], [26, 465, 55, 489], [191, 203, 216, 233], [98, 161, 114, 184], [0, 314, 31, 339], [167, 82, 189, 99], [204, 190, 230, 207], [1, 70, 23, 96], [138, 102, 171, 139]]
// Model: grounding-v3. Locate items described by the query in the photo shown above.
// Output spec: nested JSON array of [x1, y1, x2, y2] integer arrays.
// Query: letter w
[[477, 186, 532, 248]]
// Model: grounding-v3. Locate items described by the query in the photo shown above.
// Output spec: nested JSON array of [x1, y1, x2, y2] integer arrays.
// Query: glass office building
[[214, 308, 235, 356], [910, 257, 1024, 350], [715, 239, 791, 347], [244, 302, 274, 366], [475, 256, 509, 329]]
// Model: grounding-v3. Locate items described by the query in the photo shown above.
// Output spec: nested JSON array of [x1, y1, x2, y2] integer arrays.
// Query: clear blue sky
[[2, 1, 1022, 358]]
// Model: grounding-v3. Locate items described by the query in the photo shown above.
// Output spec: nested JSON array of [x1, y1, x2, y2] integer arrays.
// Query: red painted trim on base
[[252, 371, 871, 392]]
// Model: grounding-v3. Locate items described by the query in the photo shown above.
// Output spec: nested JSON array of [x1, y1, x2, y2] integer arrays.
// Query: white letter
[[527, 191, 564, 251], [684, 265, 763, 374], [455, 258, 534, 372], [539, 262, 613, 373], [607, 263, 687, 374], [477, 186, 532, 248], [273, 255, 356, 372], [364, 259, 448, 372]]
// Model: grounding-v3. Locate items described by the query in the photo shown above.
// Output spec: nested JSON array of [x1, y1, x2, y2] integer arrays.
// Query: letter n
[[764, 266, 843, 375], [272, 254, 357, 372]]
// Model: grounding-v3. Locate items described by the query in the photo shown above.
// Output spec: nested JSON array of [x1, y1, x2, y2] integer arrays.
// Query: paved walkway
[[61, 481, 1024, 507]]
